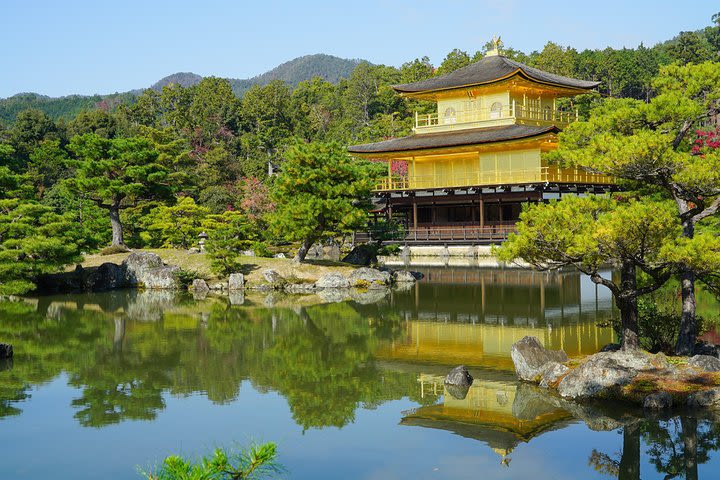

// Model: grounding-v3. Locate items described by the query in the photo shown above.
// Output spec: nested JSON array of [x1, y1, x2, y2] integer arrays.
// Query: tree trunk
[[681, 416, 699, 480], [618, 261, 640, 351], [293, 236, 316, 263], [676, 219, 697, 355], [618, 423, 641, 480], [109, 203, 125, 247]]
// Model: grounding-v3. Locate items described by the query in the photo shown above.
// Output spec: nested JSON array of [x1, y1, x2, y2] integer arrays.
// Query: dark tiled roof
[[348, 124, 559, 154], [393, 55, 600, 93]]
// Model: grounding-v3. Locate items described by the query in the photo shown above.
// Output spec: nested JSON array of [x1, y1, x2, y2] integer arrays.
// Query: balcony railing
[[355, 225, 516, 245], [375, 166, 614, 191], [415, 103, 578, 131]]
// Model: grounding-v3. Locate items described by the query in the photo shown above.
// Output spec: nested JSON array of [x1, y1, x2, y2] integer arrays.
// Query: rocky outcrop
[[538, 362, 569, 388], [315, 273, 350, 289], [85, 262, 125, 291], [122, 252, 164, 286], [510, 336, 568, 382], [688, 355, 720, 372], [0, 343, 13, 359], [557, 351, 656, 400], [644, 391, 673, 410], [342, 244, 377, 266], [228, 273, 244, 291], [348, 267, 391, 289], [687, 388, 720, 408]]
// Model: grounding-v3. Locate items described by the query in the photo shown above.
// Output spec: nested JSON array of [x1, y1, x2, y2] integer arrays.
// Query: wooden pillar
[[431, 202, 436, 225], [412, 200, 418, 229], [479, 197, 485, 228], [387, 159, 393, 189], [499, 199, 504, 223]]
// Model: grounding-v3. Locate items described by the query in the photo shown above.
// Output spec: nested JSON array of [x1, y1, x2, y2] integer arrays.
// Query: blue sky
[[1, 0, 718, 98]]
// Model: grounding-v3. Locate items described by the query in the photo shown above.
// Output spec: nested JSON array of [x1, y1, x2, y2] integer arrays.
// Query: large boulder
[[228, 273, 245, 291], [122, 252, 164, 286], [557, 350, 655, 400], [348, 267, 391, 289], [0, 343, 13, 359], [688, 355, 720, 372], [342, 244, 377, 266], [445, 365, 473, 387], [191, 279, 210, 295], [315, 273, 350, 289], [141, 265, 181, 290], [538, 362, 570, 388], [510, 336, 568, 382], [84, 262, 126, 291]]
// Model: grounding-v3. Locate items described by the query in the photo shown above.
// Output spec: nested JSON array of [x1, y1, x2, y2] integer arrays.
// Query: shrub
[[377, 244, 401, 256], [140, 442, 282, 480], [173, 269, 203, 288]]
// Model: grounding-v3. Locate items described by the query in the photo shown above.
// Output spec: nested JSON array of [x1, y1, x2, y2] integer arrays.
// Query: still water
[[1, 267, 719, 479]]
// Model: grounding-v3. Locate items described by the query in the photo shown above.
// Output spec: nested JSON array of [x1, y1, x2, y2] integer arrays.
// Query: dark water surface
[[1, 267, 719, 479]]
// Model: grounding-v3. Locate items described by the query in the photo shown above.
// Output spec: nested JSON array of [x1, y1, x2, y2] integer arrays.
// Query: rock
[[348, 267, 391, 289], [445, 365, 473, 387], [242, 250, 255, 257], [191, 279, 210, 294], [599, 343, 621, 352], [445, 384, 471, 400], [228, 273, 244, 291], [141, 265, 181, 289], [342, 244, 377, 266], [644, 391, 673, 410], [84, 262, 126, 291], [687, 388, 720, 408], [539, 362, 569, 388], [688, 355, 720, 372], [188, 247, 200, 254], [122, 252, 164, 286], [557, 350, 656, 400], [284, 283, 316, 294], [693, 342, 720, 358], [392, 270, 418, 283], [510, 336, 568, 382], [262, 269, 285, 288], [0, 343, 13, 359], [208, 282, 225, 291], [651, 352, 670, 370], [273, 253, 286, 259], [315, 273, 350, 289]]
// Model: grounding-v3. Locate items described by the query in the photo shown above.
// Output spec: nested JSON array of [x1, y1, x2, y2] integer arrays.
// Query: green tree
[[665, 31, 715, 65], [269, 142, 383, 262], [67, 133, 171, 247], [548, 62, 720, 354], [0, 167, 83, 294], [436, 49, 470, 75], [68, 109, 118, 139], [203, 210, 256, 276], [497, 196, 678, 350], [141, 197, 211, 249]]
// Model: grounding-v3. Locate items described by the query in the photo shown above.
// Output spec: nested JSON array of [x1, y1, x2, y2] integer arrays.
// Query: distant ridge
[[0, 54, 365, 123]]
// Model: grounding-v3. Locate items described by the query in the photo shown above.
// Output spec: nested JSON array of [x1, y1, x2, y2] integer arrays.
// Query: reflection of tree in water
[[0, 293, 421, 429], [589, 415, 720, 480]]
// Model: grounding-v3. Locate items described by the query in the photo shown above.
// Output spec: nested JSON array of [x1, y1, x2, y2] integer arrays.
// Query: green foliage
[[203, 211, 256, 276], [268, 142, 383, 260], [99, 245, 131, 256], [173, 268, 203, 287], [141, 197, 211, 249], [367, 218, 405, 246], [140, 443, 282, 480]]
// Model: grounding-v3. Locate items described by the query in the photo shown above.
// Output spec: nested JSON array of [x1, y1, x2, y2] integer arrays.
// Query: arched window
[[443, 107, 457, 124], [490, 102, 503, 119]]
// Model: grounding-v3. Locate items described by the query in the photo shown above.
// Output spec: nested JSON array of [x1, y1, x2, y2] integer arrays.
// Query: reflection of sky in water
[[0, 267, 719, 479]]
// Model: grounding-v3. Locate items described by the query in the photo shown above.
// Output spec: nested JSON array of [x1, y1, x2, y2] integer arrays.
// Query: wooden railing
[[415, 102, 578, 131], [356, 225, 516, 244], [375, 165, 614, 191]]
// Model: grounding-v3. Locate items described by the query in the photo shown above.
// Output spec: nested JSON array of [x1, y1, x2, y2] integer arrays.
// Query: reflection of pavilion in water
[[381, 269, 614, 461], [401, 370, 574, 462], [379, 268, 615, 369]]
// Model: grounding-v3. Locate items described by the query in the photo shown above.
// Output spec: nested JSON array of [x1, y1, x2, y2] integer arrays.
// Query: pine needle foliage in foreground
[[140, 442, 282, 480]]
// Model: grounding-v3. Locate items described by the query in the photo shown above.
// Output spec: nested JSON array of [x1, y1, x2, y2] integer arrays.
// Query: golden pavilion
[[349, 39, 615, 243]]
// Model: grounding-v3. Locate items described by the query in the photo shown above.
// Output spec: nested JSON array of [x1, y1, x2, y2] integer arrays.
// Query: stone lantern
[[198, 232, 209, 252]]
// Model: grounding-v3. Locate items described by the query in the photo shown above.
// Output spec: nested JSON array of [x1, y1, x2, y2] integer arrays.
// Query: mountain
[[150, 72, 204, 91], [0, 54, 364, 123]]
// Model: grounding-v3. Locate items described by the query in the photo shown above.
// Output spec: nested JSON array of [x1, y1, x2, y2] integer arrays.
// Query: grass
[[78, 248, 359, 287]]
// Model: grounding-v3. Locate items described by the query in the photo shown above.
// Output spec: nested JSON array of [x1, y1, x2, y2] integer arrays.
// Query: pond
[[1, 267, 719, 479]]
